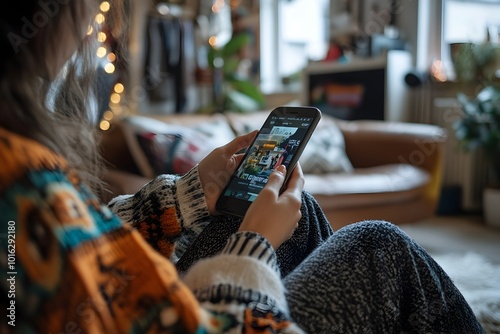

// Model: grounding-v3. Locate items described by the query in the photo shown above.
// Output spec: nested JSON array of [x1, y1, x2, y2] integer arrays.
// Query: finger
[[234, 153, 246, 165], [263, 165, 286, 195], [226, 153, 246, 174], [223, 130, 258, 155], [281, 163, 304, 198]]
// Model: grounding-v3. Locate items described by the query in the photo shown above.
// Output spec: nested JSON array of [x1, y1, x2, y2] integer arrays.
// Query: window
[[260, 0, 329, 93], [440, 0, 500, 79], [443, 0, 500, 44]]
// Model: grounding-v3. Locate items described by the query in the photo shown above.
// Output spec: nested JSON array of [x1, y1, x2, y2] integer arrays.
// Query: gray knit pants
[[176, 192, 485, 333]]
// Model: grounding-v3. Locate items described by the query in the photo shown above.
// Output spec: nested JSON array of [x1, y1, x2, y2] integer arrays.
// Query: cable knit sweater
[[0, 128, 304, 333]]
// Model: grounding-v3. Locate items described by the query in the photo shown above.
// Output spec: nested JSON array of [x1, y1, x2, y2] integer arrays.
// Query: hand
[[198, 131, 258, 215], [239, 163, 304, 250]]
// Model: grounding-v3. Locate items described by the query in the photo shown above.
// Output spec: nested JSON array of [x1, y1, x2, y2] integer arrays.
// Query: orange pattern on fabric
[[244, 308, 292, 333], [126, 230, 202, 332], [161, 207, 182, 237], [33, 259, 113, 334], [136, 221, 150, 240], [32, 228, 202, 333], [47, 183, 94, 229], [157, 239, 175, 257], [0, 128, 68, 190]]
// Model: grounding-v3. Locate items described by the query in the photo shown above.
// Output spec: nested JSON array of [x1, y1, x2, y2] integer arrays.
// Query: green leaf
[[222, 57, 240, 75], [207, 46, 218, 69], [226, 89, 261, 112], [229, 79, 265, 104], [205, 32, 262, 113], [221, 33, 251, 58]]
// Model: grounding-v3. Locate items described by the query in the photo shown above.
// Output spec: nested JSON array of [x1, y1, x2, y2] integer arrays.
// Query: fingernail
[[276, 165, 286, 174]]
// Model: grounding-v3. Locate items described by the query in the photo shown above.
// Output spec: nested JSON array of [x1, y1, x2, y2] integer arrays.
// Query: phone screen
[[222, 114, 315, 203]]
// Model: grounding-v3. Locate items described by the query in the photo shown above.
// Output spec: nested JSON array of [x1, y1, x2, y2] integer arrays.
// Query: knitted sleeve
[[185, 231, 306, 333], [108, 167, 212, 261]]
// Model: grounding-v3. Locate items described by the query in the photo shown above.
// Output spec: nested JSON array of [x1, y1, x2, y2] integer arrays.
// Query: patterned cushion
[[299, 122, 354, 174], [136, 130, 211, 176], [120, 115, 235, 178]]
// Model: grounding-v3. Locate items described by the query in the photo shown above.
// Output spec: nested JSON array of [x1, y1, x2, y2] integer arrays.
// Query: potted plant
[[197, 32, 265, 114], [454, 84, 500, 226]]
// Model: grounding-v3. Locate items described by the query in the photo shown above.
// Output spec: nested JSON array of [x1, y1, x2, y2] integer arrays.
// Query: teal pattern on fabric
[[0, 169, 124, 250]]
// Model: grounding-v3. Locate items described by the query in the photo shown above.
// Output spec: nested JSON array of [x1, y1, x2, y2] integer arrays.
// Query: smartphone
[[216, 105, 322, 217]]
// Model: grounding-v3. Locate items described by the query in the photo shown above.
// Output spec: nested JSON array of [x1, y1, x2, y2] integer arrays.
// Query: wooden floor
[[399, 214, 500, 264]]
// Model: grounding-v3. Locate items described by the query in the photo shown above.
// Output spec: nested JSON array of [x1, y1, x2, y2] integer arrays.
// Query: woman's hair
[[0, 0, 129, 193]]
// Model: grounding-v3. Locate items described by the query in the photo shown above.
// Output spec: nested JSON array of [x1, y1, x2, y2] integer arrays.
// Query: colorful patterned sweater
[[0, 128, 304, 333]]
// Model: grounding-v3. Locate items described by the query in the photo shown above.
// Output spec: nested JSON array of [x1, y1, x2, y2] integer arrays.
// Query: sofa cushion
[[147, 113, 236, 142], [120, 114, 235, 178], [304, 164, 430, 209], [225, 110, 271, 135], [225, 110, 354, 174], [299, 114, 354, 174]]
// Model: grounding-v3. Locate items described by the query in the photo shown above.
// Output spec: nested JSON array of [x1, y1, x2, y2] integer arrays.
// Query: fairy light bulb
[[114, 83, 124, 93], [107, 52, 116, 62], [100, 1, 111, 12], [95, 13, 105, 25], [104, 63, 115, 73], [97, 31, 107, 42], [110, 93, 121, 104]]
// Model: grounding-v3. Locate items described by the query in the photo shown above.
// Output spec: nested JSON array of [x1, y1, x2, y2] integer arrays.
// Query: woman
[[0, 0, 485, 333]]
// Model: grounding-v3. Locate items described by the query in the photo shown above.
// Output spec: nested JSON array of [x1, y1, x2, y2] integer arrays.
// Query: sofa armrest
[[337, 119, 447, 211], [337, 120, 446, 170]]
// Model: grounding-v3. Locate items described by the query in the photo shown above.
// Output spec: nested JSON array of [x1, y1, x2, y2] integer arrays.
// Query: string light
[[100, 1, 111, 12], [110, 93, 121, 104], [95, 1, 126, 132], [107, 52, 116, 62], [95, 13, 106, 25], [212, 0, 225, 13], [100, 120, 111, 131], [114, 83, 124, 94], [97, 31, 107, 43], [208, 36, 217, 47], [96, 46, 107, 58], [103, 110, 114, 120], [104, 62, 115, 74]]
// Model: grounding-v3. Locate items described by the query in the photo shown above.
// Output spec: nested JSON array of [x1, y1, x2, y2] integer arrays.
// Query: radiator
[[410, 84, 489, 211]]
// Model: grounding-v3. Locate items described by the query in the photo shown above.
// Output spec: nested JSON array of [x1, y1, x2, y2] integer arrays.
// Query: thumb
[[224, 130, 258, 155]]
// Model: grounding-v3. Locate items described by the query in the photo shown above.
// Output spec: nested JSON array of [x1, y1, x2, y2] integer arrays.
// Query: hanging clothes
[[143, 13, 189, 112]]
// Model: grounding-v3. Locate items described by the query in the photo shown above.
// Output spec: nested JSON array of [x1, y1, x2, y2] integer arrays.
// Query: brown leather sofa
[[99, 111, 446, 231]]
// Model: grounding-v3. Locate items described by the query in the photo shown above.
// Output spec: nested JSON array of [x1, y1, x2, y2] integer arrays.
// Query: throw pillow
[[136, 130, 212, 176], [299, 116, 354, 174], [120, 115, 235, 178], [225, 110, 271, 136]]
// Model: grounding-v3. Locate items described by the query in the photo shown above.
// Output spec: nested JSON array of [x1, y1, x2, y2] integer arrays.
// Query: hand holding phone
[[197, 130, 258, 215], [216, 106, 321, 217], [238, 163, 304, 249]]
